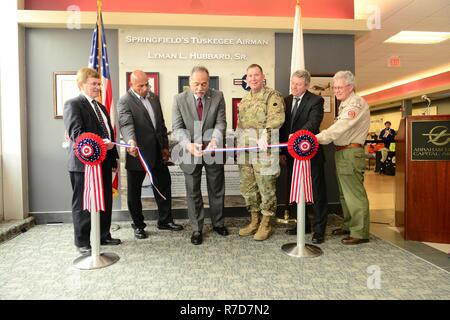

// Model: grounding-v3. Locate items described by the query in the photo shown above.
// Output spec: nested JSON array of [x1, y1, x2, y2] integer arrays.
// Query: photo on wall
[[126, 72, 159, 96], [309, 76, 337, 131], [232, 98, 242, 130], [53, 71, 78, 119]]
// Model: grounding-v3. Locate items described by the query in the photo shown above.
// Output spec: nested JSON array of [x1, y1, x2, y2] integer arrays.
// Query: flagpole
[[73, 0, 119, 269], [280, 1, 322, 258], [96, 0, 103, 103]]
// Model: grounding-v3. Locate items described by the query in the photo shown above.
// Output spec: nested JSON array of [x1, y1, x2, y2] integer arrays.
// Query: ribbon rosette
[[74, 133, 107, 212], [287, 130, 318, 204]]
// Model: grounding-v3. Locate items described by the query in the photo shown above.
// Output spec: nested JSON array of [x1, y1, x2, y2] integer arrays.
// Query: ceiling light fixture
[[384, 31, 450, 44]]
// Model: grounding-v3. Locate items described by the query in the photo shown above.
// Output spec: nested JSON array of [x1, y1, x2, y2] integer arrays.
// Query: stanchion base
[[276, 217, 297, 224], [73, 252, 120, 270], [281, 243, 323, 258], [276, 209, 297, 224]]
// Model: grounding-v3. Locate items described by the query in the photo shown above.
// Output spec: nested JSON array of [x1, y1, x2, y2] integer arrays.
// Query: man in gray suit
[[172, 65, 228, 245], [118, 70, 183, 240]]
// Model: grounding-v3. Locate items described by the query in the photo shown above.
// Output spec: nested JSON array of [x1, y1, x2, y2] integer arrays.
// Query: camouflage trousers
[[239, 163, 279, 217]]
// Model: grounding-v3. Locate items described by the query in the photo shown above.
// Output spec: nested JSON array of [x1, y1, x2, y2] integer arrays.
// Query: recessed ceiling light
[[384, 31, 450, 44]]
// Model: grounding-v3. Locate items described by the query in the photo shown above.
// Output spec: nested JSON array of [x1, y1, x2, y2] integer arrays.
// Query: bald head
[[130, 70, 150, 98]]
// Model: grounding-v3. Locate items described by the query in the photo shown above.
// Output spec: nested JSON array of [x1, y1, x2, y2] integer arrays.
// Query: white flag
[[290, 2, 305, 76]]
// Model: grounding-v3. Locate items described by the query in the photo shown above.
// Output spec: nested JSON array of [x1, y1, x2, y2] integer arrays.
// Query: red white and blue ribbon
[[287, 130, 318, 204], [74, 133, 107, 212], [113, 142, 167, 200]]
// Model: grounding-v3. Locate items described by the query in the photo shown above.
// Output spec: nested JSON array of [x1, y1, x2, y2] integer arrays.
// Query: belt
[[335, 143, 363, 151]]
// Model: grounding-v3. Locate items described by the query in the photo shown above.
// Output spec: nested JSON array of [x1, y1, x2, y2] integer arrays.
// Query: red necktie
[[197, 97, 203, 120]]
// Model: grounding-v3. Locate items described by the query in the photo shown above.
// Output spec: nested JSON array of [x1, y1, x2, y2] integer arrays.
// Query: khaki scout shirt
[[316, 92, 370, 146], [237, 86, 285, 147]]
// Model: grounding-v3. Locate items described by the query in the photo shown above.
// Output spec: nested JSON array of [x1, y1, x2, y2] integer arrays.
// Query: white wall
[[119, 28, 275, 130]]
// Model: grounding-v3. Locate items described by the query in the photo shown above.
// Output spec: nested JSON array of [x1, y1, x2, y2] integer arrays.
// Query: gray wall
[[26, 30, 354, 220], [275, 33, 355, 96], [26, 28, 120, 217], [275, 33, 355, 207]]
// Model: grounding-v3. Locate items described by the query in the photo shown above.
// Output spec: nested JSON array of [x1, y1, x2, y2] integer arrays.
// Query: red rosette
[[287, 130, 318, 161], [74, 133, 106, 166]]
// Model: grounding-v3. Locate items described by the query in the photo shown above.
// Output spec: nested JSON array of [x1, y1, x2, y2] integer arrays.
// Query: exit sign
[[388, 55, 401, 67]]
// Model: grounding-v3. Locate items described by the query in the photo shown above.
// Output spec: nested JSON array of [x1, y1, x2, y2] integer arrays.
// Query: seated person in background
[[379, 121, 396, 149], [379, 121, 396, 163]]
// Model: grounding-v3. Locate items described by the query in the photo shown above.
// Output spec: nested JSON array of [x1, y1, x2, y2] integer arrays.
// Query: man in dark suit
[[280, 69, 328, 244], [172, 65, 228, 245], [63, 67, 121, 255], [117, 70, 183, 239]]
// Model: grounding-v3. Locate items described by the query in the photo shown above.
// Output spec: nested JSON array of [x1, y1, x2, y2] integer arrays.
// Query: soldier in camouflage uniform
[[316, 71, 370, 245], [236, 64, 285, 241]]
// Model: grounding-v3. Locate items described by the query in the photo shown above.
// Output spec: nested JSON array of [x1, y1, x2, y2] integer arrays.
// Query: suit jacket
[[172, 89, 227, 174], [117, 89, 169, 170], [63, 94, 119, 172], [281, 90, 325, 162]]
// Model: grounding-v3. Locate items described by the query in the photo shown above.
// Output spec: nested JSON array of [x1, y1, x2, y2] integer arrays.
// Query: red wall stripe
[[362, 71, 450, 104], [24, 0, 354, 19]]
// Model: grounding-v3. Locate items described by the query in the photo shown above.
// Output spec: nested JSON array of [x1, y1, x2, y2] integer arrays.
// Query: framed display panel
[[126, 72, 159, 96], [309, 76, 337, 130], [53, 71, 78, 119]]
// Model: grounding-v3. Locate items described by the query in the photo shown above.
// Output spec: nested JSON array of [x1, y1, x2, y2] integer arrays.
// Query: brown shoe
[[331, 228, 350, 236], [341, 237, 369, 245]]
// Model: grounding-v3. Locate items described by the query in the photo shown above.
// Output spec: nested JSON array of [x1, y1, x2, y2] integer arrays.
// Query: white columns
[[0, 0, 29, 220]]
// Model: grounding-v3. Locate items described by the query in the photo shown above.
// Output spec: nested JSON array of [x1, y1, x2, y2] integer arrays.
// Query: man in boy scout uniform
[[237, 64, 285, 241], [316, 71, 370, 245]]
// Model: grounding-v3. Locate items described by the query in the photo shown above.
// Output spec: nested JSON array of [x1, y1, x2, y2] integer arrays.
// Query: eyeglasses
[[86, 81, 101, 87], [332, 84, 350, 91]]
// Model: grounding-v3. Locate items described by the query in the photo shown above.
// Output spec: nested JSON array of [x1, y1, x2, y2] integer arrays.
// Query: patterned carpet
[[0, 215, 449, 300]]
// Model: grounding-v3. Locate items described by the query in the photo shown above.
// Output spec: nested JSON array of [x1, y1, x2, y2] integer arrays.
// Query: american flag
[[289, 159, 314, 204], [84, 165, 105, 212], [88, 5, 119, 197]]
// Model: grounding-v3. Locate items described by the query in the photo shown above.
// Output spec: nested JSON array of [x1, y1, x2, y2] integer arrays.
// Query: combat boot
[[253, 215, 272, 241], [239, 211, 260, 236]]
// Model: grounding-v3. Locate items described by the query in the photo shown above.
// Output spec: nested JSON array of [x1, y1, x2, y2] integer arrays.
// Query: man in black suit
[[63, 67, 121, 255], [280, 69, 328, 244], [117, 70, 183, 239]]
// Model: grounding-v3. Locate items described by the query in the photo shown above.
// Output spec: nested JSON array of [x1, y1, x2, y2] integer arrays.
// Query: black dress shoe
[[311, 233, 325, 244], [134, 228, 147, 239], [341, 236, 369, 245], [100, 237, 121, 245], [191, 231, 202, 245], [157, 222, 183, 231], [213, 226, 229, 236], [77, 245, 91, 255], [331, 228, 351, 236], [285, 227, 312, 235]]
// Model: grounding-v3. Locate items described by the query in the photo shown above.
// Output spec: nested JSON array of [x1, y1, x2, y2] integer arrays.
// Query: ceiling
[[354, 0, 450, 94]]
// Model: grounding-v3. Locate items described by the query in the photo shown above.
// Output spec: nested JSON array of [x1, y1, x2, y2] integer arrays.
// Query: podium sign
[[411, 120, 450, 161]]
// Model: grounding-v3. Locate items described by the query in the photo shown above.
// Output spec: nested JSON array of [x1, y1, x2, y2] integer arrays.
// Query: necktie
[[197, 97, 203, 121], [92, 100, 109, 139], [290, 97, 300, 128]]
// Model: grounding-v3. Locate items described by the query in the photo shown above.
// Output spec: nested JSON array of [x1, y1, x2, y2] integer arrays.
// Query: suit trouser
[[335, 147, 370, 239], [287, 157, 328, 234], [127, 160, 173, 229], [69, 161, 113, 247], [287, 156, 328, 234], [184, 163, 225, 232]]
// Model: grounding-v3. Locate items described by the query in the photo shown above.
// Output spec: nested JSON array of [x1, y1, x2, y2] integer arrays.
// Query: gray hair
[[190, 65, 210, 78], [291, 70, 311, 85], [333, 70, 355, 88]]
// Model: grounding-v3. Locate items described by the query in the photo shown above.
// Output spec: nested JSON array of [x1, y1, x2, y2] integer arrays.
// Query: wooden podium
[[395, 115, 450, 243]]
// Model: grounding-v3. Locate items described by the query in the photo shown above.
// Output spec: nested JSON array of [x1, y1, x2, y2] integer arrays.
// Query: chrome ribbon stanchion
[[281, 130, 323, 258], [72, 133, 120, 270]]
